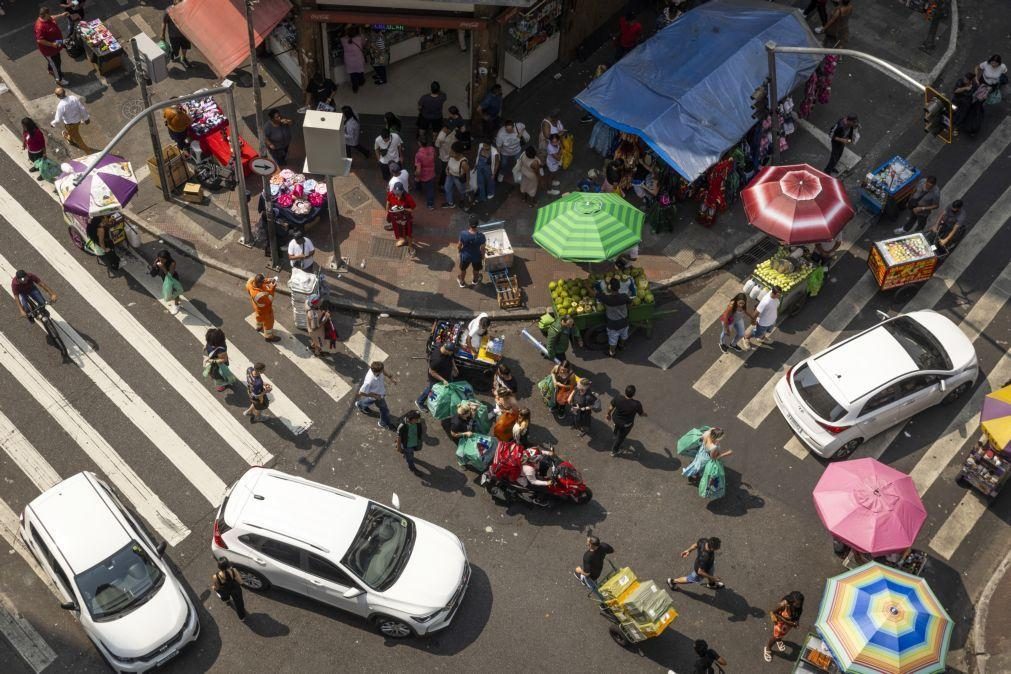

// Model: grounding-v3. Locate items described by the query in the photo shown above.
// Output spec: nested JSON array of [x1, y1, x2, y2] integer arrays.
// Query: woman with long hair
[[21, 118, 47, 179], [203, 328, 237, 392], [765, 592, 805, 661], [682, 427, 731, 484], [340, 105, 370, 158], [719, 292, 757, 352]]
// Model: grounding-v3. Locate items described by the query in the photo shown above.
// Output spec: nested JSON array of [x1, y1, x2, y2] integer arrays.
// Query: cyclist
[[12, 270, 57, 323]]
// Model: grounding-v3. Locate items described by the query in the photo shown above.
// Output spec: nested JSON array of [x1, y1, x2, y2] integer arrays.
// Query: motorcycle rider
[[516, 447, 554, 492]]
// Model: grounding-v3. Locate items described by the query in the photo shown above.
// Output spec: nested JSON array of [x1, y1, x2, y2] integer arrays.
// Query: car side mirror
[[391, 493, 401, 510], [59, 601, 76, 611], [875, 310, 890, 322], [155, 541, 167, 557], [343, 587, 363, 599]]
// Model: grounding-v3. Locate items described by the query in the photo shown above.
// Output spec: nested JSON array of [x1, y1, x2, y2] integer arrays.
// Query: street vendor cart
[[859, 155, 921, 218], [957, 384, 1011, 498], [743, 247, 819, 316], [867, 232, 939, 302], [590, 563, 678, 649], [54, 153, 139, 258], [77, 19, 124, 76], [548, 267, 656, 344], [427, 320, 504, 392], [480, 221, 523, 310], [792, 633, 841, 674]]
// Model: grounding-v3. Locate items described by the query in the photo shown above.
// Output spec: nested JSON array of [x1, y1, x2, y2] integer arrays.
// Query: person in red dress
[[386, 182, 416, 254]]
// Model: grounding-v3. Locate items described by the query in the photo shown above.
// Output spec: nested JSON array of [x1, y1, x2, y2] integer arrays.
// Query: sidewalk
[[971, 548, 1011, 674], [0, 0, 957, 319]]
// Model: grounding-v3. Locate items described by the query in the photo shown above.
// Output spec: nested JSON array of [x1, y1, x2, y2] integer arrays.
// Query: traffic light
[[924, 86, 953, 143], [751, 79, 770, 120]]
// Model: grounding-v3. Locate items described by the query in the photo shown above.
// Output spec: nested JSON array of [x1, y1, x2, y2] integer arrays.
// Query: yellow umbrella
[[980, 384, 1011, 452]]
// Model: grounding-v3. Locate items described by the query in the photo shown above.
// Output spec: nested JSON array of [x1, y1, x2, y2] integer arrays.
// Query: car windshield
[[75, 542, 165, 621], [794, 364, 847, 422], [341, 503, 414, 592], [882, 317, 951, 371]]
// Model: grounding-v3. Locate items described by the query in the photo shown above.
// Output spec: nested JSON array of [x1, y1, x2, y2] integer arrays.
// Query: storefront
[[500, 0, 563, 88]]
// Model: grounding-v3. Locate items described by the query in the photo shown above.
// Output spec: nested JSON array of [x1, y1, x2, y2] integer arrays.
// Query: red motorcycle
[[480, 443, 592, 507]]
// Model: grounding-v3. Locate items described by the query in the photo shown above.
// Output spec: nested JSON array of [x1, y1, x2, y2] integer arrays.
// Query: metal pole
[[326, 175, 343, 271], [766, 42, 781, 166], [221, 85, 252, 244], [131, 38, 170, 202], [765, 43, 928, 94], [245, 0, 281, 269]]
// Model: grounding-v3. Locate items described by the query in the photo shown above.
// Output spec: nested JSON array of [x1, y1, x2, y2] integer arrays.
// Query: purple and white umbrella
[[56, 153, 139, 217]]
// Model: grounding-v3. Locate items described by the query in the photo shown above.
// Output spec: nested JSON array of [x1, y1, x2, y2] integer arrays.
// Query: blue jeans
[[476, 163, 495, 201], [499, 153, 518, 182], [417, 383, 435, 409], [357, 396, 393, 427], [419, 179, 435, 207], [402, 445, 418, 470], [752, 323, 775, 339], [18, 288, 46, 314], [444, 176, 466, 206], [719, 317, 747, 346]]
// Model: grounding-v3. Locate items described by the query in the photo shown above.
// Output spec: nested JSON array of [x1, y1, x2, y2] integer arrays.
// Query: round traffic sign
[[250, 156, 278, 176]]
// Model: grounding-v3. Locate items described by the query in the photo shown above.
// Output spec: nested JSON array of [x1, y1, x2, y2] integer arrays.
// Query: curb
[[968, 546, 1011, 674]]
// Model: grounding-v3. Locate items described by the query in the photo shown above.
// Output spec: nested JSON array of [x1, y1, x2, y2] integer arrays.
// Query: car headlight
[[413, 609, 446, 623]]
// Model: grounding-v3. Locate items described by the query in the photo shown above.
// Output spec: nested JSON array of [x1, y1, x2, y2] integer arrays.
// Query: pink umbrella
[[742, 164, 854, 244], [812, 458, 926, 555]]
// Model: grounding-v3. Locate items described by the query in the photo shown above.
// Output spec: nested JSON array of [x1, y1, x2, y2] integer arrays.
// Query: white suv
[[211, 467, 470, 638], [19, 472, 199, 673], [775, 310, 978, 458]]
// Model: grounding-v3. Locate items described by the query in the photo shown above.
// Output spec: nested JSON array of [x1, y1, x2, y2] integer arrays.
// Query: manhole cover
[[343, 187, 371, 209], [736, 236, 779, 265], [370, 236, 407, 260]]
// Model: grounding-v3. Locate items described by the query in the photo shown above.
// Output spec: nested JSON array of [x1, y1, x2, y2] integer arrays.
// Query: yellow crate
[[598, 568, 637, 602], [639, 607, 678, 638]]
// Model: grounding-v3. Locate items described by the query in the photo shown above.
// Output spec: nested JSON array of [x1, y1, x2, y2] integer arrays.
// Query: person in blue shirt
[[478, 84, 503, 136], [457, 215, 486, 288]]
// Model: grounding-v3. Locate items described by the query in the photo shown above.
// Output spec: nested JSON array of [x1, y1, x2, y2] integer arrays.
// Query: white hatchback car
[[774, 310, 977, 459], [19, 472, 199, 673], [211, 467, 470, 638]]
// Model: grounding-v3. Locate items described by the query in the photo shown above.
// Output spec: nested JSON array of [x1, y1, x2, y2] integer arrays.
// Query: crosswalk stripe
[[245, 315, 354, 404], [648, 278, 740, 370], [0, 333, 190, 545], [0, 184, 273, 468], [0, 254, 227, 504], [0, 411, 60, 493], [0, 592, 57, 673], [345, 331, 389, 364], [0, 497, 58, 596], [118, 256, 313, 437], [929, 491, 991, 561], [740, 123, 1011, 430]]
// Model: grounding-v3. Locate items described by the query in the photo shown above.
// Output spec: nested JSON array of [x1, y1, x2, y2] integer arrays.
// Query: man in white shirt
[[750, 286, 781, 345], [51, 87, 95, 152], [355, 361, 396, 429], [286, 231, 315, 271], [494, 120, 529, 183], [374, 128, 404, 181], [387, 163, 410, 194]]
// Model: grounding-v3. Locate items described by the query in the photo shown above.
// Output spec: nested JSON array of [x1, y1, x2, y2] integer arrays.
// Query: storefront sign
[[305, 10, 487, 30]]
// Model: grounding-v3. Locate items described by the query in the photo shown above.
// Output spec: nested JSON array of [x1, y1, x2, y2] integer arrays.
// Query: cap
[[15, 269, 27, 280]]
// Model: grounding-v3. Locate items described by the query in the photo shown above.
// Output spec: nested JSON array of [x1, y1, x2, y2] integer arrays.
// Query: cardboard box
[[598, 568, 637, 602], [181, 183, 205, 203], [148, 144, 190, 191]]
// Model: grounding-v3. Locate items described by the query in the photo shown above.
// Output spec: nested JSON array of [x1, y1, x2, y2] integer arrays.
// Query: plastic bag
[[512, 158, 523, 183], [698, 459, 726, 500], [807, 266, 826, 297], [456, 434, 497, 471], [676, 426, 711, 457], [34, 157, 61, 182], [472, 401, 492, 435], [426, 381, 475, 420], [536, 374, 556, 408]]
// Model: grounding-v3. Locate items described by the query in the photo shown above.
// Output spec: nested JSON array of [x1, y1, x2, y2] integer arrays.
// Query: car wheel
[[372, 614, 414, 639], [234, 566, 271, 591], [943, 382, 971, 404], [832, 438, 863, 460]]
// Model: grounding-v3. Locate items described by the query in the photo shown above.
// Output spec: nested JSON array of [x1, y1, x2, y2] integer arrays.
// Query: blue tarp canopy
[[574, 0, 822, 182]]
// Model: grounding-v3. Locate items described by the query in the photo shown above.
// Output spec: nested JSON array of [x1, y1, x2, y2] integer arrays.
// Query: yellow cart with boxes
[[593, 564, 678, 648]]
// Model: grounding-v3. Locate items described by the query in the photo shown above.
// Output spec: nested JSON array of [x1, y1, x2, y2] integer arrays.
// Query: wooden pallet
[[491, 271, 524, 309]]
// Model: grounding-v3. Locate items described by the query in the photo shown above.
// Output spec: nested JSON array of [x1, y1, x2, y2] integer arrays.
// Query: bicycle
[[24, 294, 69, 359]]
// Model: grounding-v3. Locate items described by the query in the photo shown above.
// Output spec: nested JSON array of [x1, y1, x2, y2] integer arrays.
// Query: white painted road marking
[[648, 278, 740, 370], [0, 592, 57, 673], [345, 331, 389, 364], [245, 315, 354, 404], [0, 411, 60, 493], [0, 332, 190, 545]]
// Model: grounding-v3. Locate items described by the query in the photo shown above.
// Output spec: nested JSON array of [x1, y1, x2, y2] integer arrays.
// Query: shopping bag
[[986, 87, 1002, 105], [472, 401, 492, 435], [33, 157, 61, 182], [538, 313, 555, 336], [426, 381, 475, 420], [536, 374, 556, 408], [162, 273, 184, 301], [807, 266, 825, 297], [698, 459, 726, 500], [676, 426, 711, 457], [560, 133, 574, 169], [456, 434, 497, 471], [512, 158, 523, 184]]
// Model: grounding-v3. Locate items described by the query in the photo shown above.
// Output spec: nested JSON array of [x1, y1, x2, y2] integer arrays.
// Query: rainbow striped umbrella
[[816, 563, 952, 674], [533, 193, 643, 262]]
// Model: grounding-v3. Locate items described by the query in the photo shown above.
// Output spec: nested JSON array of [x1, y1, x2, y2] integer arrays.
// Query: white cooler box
[[289, 268, 320, 329], [483, 228, 514, 272]]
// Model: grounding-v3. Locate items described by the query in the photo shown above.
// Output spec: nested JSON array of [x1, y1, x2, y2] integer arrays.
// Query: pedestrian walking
[[22, 118, 48, 179], [414, 136, 437, 209], [305, 295, 330, 356], [494, 363, 518, 396], [569, 378, 598, 437], [573, 535, 615, 598], [286, 231, 315, 271], [823, 114, 859, 175], [444, 141, 471, 209], [299, 70, 337, 113], [457, 215, 486, 288], [473, 141, 499, 202], [150, 250, 183, 308], [803, 0, 828, 25], [264, 109, 293, 167], [518, 146, 543, 206], [211, 559, 247, 621], [693, 639, 728, 674], [596, 278, 633, 357], [416, 342, 458, 412], [546, 314, 583, 362], [161, 0, 193, 68], [340, 106, 370, 158], [976, 54, 1007, 103], [667, 537, 725, 592], [614, 11, 643, 61], [682, 427, 730, 484], [477, 84, 503, 136], [35, 7, 69, 85], [719, 293, 757, 353], [374, 127, 404, 182], [512, 408, 532, 446], [341, 27, 367, 93], [951, 72, 983, 137], [369, 28, 389, 85], [607, 385, 645, 457], [495, 120, 529, 184], [356, 361, 397, 430], [549, 360, 577, 421], [396, 410, 426, 475], [445, 106, 466, 134], [203, 328, 238, 392], [243, 362, 271, 423], [386, 182, 417, 251], [896, 175, 941, 234], [387, 163, 410, 195], [163, 99, 192, 154], [246, 273, 280, 342], [749, 286, 781, 344], [492, 394, 520, 441], [417, 81, 447, 137], [765, 591, 805, 662], [816, 0, 853, 48], [51, 87, 95, 153], [924, 199, 966, 254]]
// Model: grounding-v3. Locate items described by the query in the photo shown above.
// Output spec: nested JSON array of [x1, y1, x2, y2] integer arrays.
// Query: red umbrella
[[742, 164, 855, 244]]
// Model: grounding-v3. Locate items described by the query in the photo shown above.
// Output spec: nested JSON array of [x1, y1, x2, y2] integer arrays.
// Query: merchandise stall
[[481, 223, 522, 310], [78, 19, 124, 75], [427, 320, 504, 392], [743, 247, 818, 316], [792, 633, 840, 674], [323, 23, 459, 85], [182, 96, 257, 178], [867, 233, 938, 295], [548, 268, 656, 337], [269, 169, 326, 229], [593, 564, 678, 648], [268, 17, 301, 83], [54, 153, 137, 257], [859, 155, 921, 217], [502, 0, 562, 88], [958, 384, 1011, 498]]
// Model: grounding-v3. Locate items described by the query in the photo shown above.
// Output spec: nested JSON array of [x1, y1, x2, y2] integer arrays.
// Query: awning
[[168, 0, 293, 78], [304, 9, 486, 30]]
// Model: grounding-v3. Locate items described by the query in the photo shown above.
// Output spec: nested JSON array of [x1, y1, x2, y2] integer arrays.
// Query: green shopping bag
[[456, 434, 497, 471], [536, 374, 556, 408], [698, 459, 726, 500], [34, 157, 61, 182], [472, 402, 492, 435], [676, 426, 711, 457], [426, 381, 475, 420]]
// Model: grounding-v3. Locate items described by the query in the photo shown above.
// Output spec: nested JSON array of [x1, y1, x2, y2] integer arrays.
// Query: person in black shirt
[[596, 277, 634, 357], [569, 378, 598, 437], [301, 71, 337, 113], [693, 639, 727, 674], [824, 114, 859, 175], [668, 537, 724, 591], [448, 403, 477, 441], [606, 385, 645, 456], [416, 342, 458, 411], [573, 535, 614, 597]]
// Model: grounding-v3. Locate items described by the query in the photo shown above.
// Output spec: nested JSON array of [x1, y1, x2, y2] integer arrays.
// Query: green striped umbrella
[[533, 193, 644, 262]]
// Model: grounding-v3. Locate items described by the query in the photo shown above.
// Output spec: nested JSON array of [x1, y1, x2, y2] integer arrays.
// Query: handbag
[[512, 158, 524, 183]]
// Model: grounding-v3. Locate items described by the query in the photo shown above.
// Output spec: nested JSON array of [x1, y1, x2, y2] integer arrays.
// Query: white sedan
[[774, 310, 978, 459]]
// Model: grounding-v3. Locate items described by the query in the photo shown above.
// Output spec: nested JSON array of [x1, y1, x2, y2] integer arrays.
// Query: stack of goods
[[431, 320, 464, 349], [425, 381, 476, 420], [892, 550, 928, 576], [456, 434, 498, 472], [288, 267, 320, 329], [477, 336, 504, 363], [863, 157, 916, 203], [878, 235, 932, 264], [182, 97, 227, 138], [596, 567, 678, 642], [549, 268, 653, 318], [271, 18, 297, 49], [78, 20, 121, 53], [746, 249, 813, 297], [798, 55, 839, 119], [270, 170, 326, 212], [960, 440, 1009, 498]]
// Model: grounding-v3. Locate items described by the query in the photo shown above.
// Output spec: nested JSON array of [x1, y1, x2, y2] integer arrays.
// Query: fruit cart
[[792, 632, 841, 673], [743, 247, 818, 317], [427, 320, 504, 392], [858, 155, 921, 219], [548, 267, 655, 338], [592, 564, 678, 648], [867, 233, 938, 302], [957, 384, 1011, 499]]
